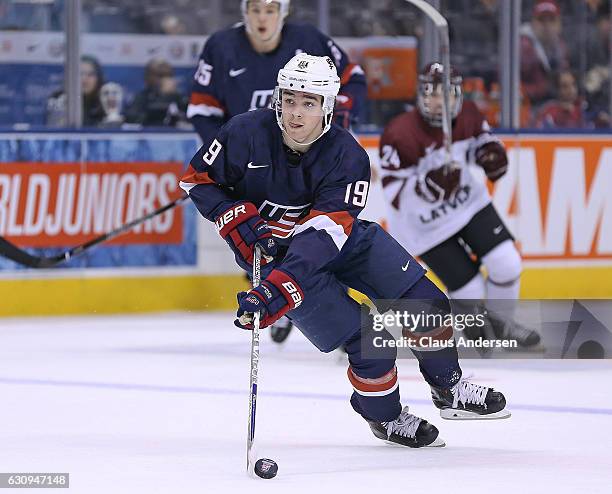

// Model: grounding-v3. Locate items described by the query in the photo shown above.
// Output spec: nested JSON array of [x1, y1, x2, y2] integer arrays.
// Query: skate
[[365, 406, 445, 448], [487, 311, 541, 348], [431, 378, 511, 420], [269, 316, 294, 343]]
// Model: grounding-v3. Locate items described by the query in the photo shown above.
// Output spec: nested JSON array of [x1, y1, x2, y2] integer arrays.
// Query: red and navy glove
[[415, 164, 461, 203], [215, 202, 277, 271], [235, 270, 304, 329], [475, 141, 508, 182], [332, 93, 354, 129]]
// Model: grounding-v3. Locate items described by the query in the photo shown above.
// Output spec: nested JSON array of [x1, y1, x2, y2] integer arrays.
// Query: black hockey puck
[[254, 458, 278, 479]]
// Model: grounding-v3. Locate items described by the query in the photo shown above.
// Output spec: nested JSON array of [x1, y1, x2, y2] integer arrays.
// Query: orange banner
[[359, 135, 612, 263], [0, 162, 184, 247], [496, 137, 612, 261]]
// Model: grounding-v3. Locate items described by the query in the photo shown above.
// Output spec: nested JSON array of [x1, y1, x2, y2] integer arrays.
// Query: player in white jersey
[[380, 62, 540, 347]]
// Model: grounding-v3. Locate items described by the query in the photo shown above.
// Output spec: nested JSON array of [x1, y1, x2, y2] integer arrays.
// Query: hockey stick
[[403, 0, 453, 164], [0, 195, 188, 268], [247, 245, 262, 475]]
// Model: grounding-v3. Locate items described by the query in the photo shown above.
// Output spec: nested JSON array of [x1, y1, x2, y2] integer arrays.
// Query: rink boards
[[1, 131, 611, 315]]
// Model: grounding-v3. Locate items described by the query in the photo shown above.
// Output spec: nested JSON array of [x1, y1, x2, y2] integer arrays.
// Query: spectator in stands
[[46, 55, 106, 127], [583, 3, 611, 127], [533, 70, 586, 128], [125, 58, 188, 127], [520, 0, 569, 107]]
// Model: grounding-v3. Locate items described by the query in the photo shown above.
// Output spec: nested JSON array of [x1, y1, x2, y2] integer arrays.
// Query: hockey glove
[[475, 141, 508, 182], [415, 164, 461, 203], [332, 93, 354, 129], [215, 202, 277, 271], [235, 270, 304, 330]]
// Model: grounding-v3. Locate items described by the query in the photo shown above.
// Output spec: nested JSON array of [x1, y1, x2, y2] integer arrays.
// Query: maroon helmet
[[417, 62, 463, 127]]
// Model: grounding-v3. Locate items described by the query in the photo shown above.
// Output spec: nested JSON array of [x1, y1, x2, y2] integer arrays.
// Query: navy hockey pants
[[285, 221, 462, 422]]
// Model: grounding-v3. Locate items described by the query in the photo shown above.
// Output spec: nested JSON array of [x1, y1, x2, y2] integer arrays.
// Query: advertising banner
[[0, 133, 199, 270]]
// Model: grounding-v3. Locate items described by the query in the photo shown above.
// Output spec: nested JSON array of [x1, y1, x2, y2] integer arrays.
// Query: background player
[[180, 54, 509, 448], [188, 0, 367, 344], [187, 0, 366, 142], [379, 62, 540, 347]]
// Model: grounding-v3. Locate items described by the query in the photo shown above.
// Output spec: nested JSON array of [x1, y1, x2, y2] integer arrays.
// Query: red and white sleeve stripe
[[187, 93, 225, 119], [179, 164, 216, 194], [340, 63, 365, 85]]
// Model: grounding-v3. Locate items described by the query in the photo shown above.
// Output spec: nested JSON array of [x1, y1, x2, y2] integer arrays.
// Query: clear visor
[[418, 82, 462, 120]]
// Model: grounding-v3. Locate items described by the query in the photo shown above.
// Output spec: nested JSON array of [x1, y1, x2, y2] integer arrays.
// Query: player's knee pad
[[449, 272, 486, 300], [482, 240, 522, 285]]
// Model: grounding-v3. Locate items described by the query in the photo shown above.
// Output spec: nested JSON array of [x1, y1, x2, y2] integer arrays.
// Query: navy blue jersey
[[187, 22, 366, 143], [180, 109, 371, 283]]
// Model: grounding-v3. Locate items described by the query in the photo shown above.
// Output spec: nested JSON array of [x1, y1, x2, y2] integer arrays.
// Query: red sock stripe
[[347, 365, 398, 396]]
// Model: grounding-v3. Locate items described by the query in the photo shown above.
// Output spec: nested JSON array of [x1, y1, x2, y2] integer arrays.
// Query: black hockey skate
[[365, 406, 445, 448], [270, 316, 294, 343], [487, 312, 541, 348], [431, 378, 511, 420]]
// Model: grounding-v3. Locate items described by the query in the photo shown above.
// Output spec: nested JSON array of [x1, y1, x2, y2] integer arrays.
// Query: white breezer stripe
[[179, 181, 197, 194], [293, 215, 348, 251], [186, 103, 225, 119], [349, 64, 365, 77]]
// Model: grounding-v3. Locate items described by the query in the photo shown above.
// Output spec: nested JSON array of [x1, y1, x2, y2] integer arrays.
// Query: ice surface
[[1, 312, 611, 493]]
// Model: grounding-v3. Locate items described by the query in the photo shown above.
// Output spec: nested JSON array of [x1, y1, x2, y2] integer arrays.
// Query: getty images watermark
[[370, 308, 518, 350], [360, 299, 612, 359]]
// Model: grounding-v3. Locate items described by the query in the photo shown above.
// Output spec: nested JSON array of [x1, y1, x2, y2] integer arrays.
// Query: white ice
[[1, 312, 611, 494]]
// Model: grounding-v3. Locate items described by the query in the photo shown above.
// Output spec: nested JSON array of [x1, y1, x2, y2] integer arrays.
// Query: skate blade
[[428, 437, 446, 447], [440, 408, 511, 420], [383, 437, 446, 448]]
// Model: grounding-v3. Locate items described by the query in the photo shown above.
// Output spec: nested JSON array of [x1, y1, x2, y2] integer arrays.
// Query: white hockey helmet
[[241, 0, 290, 36], [272, 53, 341, 144]]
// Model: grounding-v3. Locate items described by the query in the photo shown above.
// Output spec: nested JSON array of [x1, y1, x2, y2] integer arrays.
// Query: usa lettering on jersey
[[259, 200, 311, 239]]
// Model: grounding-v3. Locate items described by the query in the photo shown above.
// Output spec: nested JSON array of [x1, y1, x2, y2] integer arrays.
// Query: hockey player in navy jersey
[[188, 0, 365, 345], [180, 54, 509, 448], [187, 0, 366, 144]]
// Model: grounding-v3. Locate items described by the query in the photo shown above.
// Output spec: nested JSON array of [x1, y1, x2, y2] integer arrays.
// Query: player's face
[[246, 1, 281, 42], [422, 84, 457, 121], [281, 90, 325, 143]]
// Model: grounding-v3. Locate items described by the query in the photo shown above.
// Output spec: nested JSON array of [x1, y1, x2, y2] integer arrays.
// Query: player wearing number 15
[[188, 0, 366, 145], [180, 54, 509, 448]]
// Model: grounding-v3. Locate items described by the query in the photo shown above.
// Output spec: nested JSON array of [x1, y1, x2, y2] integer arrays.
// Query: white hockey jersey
[[379, 101, 500, 255]]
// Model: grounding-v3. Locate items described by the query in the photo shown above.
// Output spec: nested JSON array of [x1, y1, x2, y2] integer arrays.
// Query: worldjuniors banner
[[1, 132, 611, 273], [0, 162, 184, 247], [0, 133, 199, 270]]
